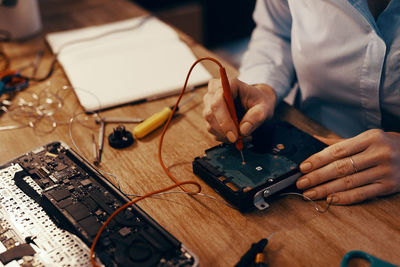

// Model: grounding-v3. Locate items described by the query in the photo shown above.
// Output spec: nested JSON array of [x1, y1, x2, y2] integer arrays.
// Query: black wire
[[20, 55, 57, 82]]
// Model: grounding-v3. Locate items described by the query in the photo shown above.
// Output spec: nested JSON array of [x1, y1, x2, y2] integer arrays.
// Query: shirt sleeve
[[238, 0, 295, 103]]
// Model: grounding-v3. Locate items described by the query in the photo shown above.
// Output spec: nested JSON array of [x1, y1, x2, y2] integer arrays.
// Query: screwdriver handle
[[133, 106, 172, 139]]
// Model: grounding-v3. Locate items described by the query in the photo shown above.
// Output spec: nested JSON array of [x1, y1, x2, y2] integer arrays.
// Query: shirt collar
[[346, 0, 379, 32]]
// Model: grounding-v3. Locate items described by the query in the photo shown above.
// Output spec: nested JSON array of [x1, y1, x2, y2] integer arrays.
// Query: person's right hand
[[203, 78, 277, 143]]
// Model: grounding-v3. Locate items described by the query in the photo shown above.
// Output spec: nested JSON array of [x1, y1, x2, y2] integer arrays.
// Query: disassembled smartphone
[[193, 120, 327, 212]]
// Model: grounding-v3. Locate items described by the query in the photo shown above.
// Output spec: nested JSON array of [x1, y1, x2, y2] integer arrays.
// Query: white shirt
[[238, 0, 400, 138]]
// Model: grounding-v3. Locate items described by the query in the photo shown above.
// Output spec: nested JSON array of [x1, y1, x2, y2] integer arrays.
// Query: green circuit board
[[204, 142, 297, 190]]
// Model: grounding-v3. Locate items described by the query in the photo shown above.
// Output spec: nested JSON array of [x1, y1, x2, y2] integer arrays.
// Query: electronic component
[[193, 120, 327, 212], [0, 164, 92, 267], [0, 141, 198, 266], [108, 125, 134, 149]]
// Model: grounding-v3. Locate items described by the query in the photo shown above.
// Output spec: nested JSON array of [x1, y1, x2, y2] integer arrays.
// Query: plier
[[341, 250, 397, 267], [0, 70, 29, 96]]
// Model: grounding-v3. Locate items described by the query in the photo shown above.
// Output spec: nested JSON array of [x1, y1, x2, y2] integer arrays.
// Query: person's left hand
[[296, 129, 400, 205]]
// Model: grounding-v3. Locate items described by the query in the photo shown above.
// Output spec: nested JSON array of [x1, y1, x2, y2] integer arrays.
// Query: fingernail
[[226, 131, 237, 143], [303, 190, 316, 199], [327, 195, 339, 204], [240, 122, 252, 136], [300, 162, 312, 172], [297, 178, 310, 189]]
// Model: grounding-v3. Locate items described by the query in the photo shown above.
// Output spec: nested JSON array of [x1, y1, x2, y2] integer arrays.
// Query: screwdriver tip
[[240, 150, 246, 165]]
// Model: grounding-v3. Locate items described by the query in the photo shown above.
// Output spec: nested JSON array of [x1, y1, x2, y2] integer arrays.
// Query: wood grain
[[0, 0, 399, 266]]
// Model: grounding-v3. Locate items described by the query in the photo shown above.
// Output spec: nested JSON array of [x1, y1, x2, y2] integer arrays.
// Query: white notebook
[[46, 16, 211, 111]]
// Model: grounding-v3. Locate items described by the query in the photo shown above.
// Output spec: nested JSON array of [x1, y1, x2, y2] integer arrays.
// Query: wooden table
[[1, 0, 399, 266]]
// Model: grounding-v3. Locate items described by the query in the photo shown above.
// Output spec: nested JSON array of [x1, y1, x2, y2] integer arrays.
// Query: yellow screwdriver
[[133, 93, 197, 139]]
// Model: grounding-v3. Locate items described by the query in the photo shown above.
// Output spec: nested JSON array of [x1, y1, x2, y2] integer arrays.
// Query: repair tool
[[0, 50, 43, 97], [96, 119, 105, 165], [92, 133, 98, 165], [95, 117, 143, 124], [0, 71, 28, 119], [341, 251, 397, 267], [108, 125, 134, 149], [254, 252, 268, 267], [133, 92, 197, 139], [235, 233, 273, 267], [219, 67, 245, 164], [0, 50, 43, 119], [94, 116, 143, 165], [0, 70, 29, 96]]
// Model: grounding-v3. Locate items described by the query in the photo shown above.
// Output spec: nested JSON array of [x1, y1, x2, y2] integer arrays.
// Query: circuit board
[[193, 120, 327, 212], [0, 164, 92, 267], [203, 142, 297, 190], [0, 141, 198, 267]]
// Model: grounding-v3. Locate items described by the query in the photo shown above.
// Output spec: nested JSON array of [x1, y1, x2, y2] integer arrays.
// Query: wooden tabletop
[[1, 0, 399, 266]]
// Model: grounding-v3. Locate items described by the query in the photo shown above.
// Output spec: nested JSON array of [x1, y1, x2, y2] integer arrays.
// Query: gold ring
[[349, 157, 358, 173]]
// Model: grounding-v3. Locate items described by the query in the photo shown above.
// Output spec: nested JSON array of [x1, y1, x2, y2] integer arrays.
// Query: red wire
[[90, 57, 226, 266], [158, 57, 223, 190], [89, 181, 201, 266]]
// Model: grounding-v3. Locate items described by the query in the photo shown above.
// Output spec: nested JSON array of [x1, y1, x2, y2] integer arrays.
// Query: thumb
[[239, 104, 270, 136]]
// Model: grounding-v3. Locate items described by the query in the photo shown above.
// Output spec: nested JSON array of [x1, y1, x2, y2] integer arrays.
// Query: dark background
[[132, 0, 256, 48]]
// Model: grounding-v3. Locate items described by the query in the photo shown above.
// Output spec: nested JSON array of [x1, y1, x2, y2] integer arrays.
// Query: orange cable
[[89, 181, 201, 266], [158, 57, 224, 190], [90, 57, 227, 266]]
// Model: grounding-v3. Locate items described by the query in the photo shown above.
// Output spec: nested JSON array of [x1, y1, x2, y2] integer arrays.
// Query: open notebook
[[46, 16, 211, 111]]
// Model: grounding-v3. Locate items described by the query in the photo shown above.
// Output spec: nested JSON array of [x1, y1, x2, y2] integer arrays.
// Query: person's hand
[[203, 78, 276, 143], [296, 129, 400, 205]]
